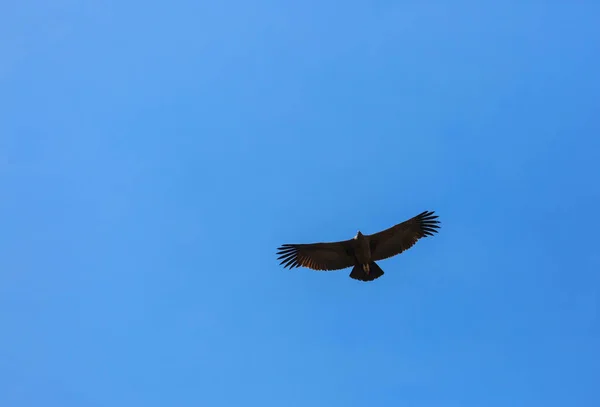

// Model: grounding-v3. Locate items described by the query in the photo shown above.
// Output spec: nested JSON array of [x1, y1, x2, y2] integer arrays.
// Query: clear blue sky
[[1, 1, 599, 406]]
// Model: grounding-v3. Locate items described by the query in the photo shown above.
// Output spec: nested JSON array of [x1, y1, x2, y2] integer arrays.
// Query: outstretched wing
[[276, 239, 356, 271], [368, 211, 440, 262]]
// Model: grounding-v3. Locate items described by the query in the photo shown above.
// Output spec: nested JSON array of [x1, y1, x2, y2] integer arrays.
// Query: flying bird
[[276, 210, 440, 282]]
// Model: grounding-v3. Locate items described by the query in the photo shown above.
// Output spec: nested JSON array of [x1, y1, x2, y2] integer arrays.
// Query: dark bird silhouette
[[276, 210, 440, 282]]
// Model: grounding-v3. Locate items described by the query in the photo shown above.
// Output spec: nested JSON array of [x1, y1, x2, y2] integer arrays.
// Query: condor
[[276, 211, 440, 282]]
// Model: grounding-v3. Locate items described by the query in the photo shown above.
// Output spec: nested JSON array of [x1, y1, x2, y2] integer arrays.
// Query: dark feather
[[368, 211, 440, 261], [276, 240, 355, 271]]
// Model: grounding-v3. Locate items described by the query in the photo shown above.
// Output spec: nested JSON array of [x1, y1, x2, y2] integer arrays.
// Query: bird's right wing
[[368, 211, 440, 262], [276, 239, 356, 271]]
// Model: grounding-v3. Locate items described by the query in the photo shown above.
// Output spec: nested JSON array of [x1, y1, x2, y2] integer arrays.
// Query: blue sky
[[1, 1, 599, 406]]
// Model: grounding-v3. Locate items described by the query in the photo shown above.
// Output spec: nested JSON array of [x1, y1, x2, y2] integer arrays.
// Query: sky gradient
[[1, 1, 599, 406]]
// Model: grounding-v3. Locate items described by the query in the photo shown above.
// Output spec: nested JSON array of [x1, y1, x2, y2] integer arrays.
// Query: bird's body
[[353, 232, 371, 270], [276, 210, 440, 282]]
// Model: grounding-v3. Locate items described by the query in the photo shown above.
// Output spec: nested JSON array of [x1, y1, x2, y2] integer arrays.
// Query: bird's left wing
[[368, 210, 440, 262], [276, 239, 356, 271]]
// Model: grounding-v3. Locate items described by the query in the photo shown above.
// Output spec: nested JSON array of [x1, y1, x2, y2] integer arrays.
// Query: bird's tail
[[349, 262, 385, 282]]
